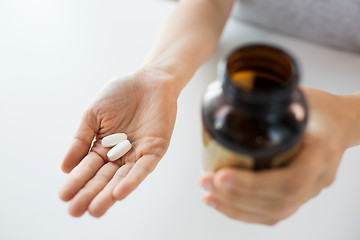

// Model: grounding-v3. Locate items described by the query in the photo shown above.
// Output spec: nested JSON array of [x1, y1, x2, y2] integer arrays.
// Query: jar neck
[[223, 85, 299, 118], [220, 44, 300, 116], [222, 72, 297, 116]]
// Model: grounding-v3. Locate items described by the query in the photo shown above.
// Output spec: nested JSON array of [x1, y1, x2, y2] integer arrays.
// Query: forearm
[[344, 91, 360, 147], [142, 0, 234, 95]]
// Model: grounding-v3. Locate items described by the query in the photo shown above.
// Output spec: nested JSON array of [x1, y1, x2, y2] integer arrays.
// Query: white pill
[[102, 133, 127, 148], [107, 140, 132, 161]]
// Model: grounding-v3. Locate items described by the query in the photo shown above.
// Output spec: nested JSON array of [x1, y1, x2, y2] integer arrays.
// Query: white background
[[0, 1, 360, 239]]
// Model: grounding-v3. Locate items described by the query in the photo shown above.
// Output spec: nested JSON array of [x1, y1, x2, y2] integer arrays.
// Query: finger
[[200, 171, 288, 210], [200, 170, 286, 212], [199, 173, 215, 191], [213, 168, 290, 199], [59, 151, 105, 202], [67, 162, 119, 217], [61, 110, 98, 173], [113, 154, 159, 200], [88, 162, 134, 217], [201, 171, 281, 214], [210, 180, 280, 213], [202, 193, 278, 225], [214, 136, 324, 199]]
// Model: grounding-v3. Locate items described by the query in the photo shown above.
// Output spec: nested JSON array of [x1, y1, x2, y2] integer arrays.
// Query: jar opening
[[223, 44, 299, 105], [226, 44, 297, 91]]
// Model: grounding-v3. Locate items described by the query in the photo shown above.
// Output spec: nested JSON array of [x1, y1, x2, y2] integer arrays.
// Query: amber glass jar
[[201, 44, 308, 171]]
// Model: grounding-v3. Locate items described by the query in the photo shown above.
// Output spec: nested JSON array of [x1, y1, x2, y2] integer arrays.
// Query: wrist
[[135, 61, 187, 101], [140, 56, 195, 97], [338, 92, 360, 148]]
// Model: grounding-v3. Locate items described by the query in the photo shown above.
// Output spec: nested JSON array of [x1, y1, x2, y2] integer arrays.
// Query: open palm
[[59, 70, 178, 217]]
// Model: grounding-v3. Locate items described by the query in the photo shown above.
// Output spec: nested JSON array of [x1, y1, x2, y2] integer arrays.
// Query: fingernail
[[206, 199, 217, 209], [222, 179, 232, 189], [203, 181, 213, 191]]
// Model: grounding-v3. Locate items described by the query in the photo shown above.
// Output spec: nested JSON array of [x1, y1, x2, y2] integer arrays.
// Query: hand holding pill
[[59, 72, 178, 217]]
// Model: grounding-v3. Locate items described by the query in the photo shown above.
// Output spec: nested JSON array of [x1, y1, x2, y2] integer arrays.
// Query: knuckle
[[265, 217, 280, 226], [327, 140, 342, 155], [270, 198, 291, 212], [282, 175, 302, 195], [77, 187, 97, 199], [324, 174, 336, 187], [235, 175, 257, 192], [93, 172, 111, 183], [140, 163, 155, 175], [216, 169, 228, 181], [215, 169, 233, 185], [135, 160, 155, 177], [79, 160, 97, 174], [223, 209, 241, 221], [221, 189, 238, 202], [215, 203, 242, 221], [71, 172, 84, 183], [314, 167, 332, 188], [245, 180, 258, 192], [265, 213, 283, 226]]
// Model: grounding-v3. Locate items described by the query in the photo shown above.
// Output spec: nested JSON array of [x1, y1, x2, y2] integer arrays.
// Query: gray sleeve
[[233, 0, 360, 53]]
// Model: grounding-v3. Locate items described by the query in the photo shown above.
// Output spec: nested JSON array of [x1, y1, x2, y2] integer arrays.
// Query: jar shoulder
[[202, 85, 307, 158]]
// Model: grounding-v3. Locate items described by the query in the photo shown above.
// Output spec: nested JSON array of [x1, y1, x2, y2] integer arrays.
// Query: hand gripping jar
[[201, 44, 308, 171]]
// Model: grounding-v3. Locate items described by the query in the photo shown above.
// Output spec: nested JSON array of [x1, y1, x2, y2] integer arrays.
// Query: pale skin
[[59, 0, 360, 223]]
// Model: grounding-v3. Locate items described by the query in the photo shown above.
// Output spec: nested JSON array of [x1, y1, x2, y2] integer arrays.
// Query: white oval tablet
[[102, 133, 127, 148], [107, 140, 132, 161]]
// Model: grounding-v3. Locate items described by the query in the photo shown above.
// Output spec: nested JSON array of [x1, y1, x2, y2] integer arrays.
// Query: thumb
[[61, 110, 98, 173]]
